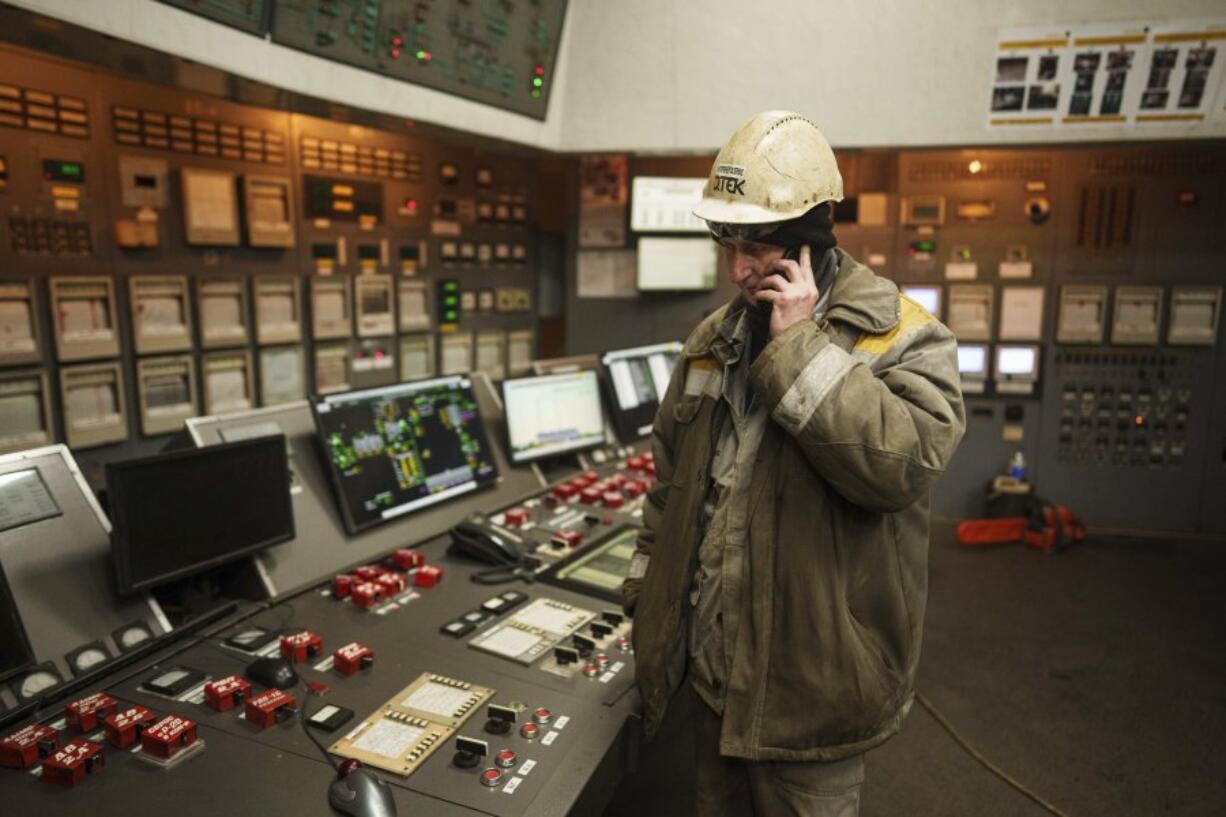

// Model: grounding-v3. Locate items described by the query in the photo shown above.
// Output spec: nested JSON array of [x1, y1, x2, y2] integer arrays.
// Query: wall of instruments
[[563, 145, 1226, 539], [0, 42, 543, 483]]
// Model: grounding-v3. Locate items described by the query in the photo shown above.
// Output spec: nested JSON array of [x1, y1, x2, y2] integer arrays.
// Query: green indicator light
[[444, 282, 458, 291], [532, 77, 543, 87], [531, 90, 541, 98], [444, 310, 457, 321], [444, 296, 458, 306]]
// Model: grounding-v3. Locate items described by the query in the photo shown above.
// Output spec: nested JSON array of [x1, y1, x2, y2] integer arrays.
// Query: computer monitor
[[0, 560, 35, 685], [599, 341, 683, 442], [107, 436, 295, 595], [503, 370, 606, 464], [313, 375, 500, 534]]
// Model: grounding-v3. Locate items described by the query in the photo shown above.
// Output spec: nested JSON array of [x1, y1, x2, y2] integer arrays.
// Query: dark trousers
[[691, 687, 864, 817]]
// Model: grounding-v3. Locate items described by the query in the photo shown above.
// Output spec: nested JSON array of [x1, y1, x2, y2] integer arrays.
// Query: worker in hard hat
[[622, 112, 966, 816]]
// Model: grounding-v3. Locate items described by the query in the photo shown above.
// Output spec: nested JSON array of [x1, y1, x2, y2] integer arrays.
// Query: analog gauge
[[16, 664, 62, 701], [66, 642, 112, 676], [113, 622, 154, 653]]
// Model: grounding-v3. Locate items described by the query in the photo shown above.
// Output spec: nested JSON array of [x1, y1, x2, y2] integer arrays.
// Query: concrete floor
[[605, 525, 1226, 816]]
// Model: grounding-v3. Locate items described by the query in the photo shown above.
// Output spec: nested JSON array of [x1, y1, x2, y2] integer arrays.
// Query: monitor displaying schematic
[[600, 341, 682, 442], [502, 371, 606, 464], [106, 437, 294, 594], [312, 376, 500, 534]]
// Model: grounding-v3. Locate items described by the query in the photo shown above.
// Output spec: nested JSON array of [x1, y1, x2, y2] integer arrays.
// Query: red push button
[[414, 565, 444, 588], [495, 749, 516, 768], [481, 767, 504, 787], [519, 723, 540, 740], [580, 487, 601, 505], [553, 483, 577, 500], [623, 481, 644, 498], [551, 530, 582, 549], [391, 549, 424, 570], [41, 739, 104, 786], [602, 491, 624, 509], [532, 707, 552, 725], [0, 723, 59, 770], [332, 574, 352, 598], [65, 692, 118, 733], [504, 508, 528, 527], [627, 455, 645, 471], [103, 705, 155, 749]]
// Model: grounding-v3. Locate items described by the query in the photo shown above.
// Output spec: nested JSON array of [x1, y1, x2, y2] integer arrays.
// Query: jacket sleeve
[[621, 354, 687, 616], [749, 307, 965, 514]]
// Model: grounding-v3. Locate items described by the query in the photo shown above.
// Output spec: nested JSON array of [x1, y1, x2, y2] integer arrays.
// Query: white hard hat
[[693, 111, 843, 229]]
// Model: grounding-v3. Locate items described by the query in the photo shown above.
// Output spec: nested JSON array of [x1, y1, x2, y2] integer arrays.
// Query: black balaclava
[[744, 203, 839, 351]]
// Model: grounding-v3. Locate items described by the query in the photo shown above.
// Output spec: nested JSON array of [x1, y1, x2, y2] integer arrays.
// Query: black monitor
[[107, 436, 295, 594], [502, 370, 606, 464], [599, 341, 683, 442], [312, 375, 500, 534], [0, 560, 35, 685]]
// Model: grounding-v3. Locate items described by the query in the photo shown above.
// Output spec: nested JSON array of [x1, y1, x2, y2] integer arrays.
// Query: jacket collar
[[687, 248, 899, 358]]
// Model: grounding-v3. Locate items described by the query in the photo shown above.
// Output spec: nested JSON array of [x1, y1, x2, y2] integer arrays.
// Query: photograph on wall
[[988, 27, 1070, 126], [578, 155, 629, 249], [1136, 23, 1226, 122], [1060, 22, 1150, 124]]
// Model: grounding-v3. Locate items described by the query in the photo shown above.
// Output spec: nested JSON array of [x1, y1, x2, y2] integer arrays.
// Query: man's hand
[[755, 244, 819, 338]]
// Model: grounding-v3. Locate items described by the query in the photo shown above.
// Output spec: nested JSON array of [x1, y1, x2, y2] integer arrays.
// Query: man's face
[[717, 238, 787, 303]]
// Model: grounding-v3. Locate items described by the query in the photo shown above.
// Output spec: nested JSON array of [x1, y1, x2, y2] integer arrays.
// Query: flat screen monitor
[[0, 560, 36, 684], [599, 341, 683, 442], [503, 371, 606, 464], [996, 345, 1039, 379], [107, 436, 294, 594], [313, 375, 500, 534], [957, 343, 988, 377]]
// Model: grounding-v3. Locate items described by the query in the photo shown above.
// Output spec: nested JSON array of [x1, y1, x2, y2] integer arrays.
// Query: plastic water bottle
[[1007, 451, 1026, 481]]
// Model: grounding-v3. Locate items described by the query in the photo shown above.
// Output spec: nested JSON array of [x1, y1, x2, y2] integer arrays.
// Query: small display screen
[[600, 342, 682, 442], [0, 469, 62, 534], [902, 286, 941, 316], [42, 159, 85, 182], [956, 344, 988, 376], [503, 371, 606, 463], [543, 527, 639, 603], [313, 376, 499, 534], [0, 560, 35, 684], [107, 437, 294, 593], [997, 346, 1038, 377]]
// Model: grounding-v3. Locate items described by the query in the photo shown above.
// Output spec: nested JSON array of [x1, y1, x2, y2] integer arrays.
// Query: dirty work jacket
[[622, 248, 966, 761]]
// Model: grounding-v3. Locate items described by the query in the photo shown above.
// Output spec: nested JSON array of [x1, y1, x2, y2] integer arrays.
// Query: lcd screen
[[0, 560, 35, 684], [107, 436, 293, 593], [957, 345, 988, 376], [312, 376, 499, 534], [997, 346, 1038, 377], [503, 371, 606, 463], [0, 468, 62, 533], [600, 342, 682, 442]]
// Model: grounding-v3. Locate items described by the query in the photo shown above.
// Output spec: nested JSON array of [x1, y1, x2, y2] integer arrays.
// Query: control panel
[[0, 39, 541, 480], [270, 0, 569, 119]]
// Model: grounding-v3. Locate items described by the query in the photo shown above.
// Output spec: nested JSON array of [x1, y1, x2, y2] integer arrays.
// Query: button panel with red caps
[[280, 630, 324, 663], [203, 675, 252, 712], [332, 642, 375, 676], [140, 715, 197, 760], [244, 688, 297, 729], [103, 705, 156, 749], [0, 723, 59, 770], [41, 738, 104, 786], [65, 691, 119, 733]]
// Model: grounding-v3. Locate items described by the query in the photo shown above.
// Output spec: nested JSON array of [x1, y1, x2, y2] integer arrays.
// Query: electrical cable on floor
[[915, 691, 1074, 817]]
